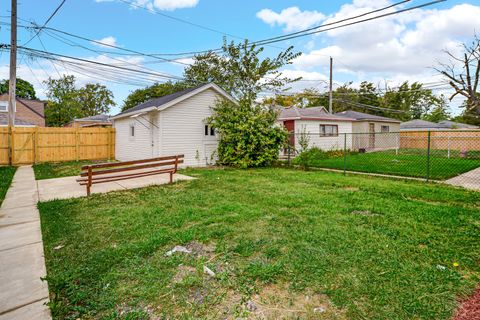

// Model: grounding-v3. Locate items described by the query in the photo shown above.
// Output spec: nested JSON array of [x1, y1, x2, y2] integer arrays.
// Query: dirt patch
[[454, 287, 480, 320], [185, 241, 216, 259], [172, 265, 197, 283], [246, 283, 347, 319], [351, 210, 380, 216]]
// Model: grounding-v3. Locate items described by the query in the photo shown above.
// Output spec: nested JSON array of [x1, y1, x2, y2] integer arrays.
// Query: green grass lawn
[[0, 166, 16, 205], [33, 160, 115, 180], [38, 168, 480, 319], [295, 149, 480, 180]]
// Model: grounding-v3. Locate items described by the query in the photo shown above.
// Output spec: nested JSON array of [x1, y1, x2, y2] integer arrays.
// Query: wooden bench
[[77, 155, 184, 196]]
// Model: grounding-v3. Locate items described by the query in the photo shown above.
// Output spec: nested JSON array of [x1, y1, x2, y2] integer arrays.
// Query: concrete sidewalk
[[445, 167, 480, 191], [0, 166, 50, 319], [37, 171, 195, 201]]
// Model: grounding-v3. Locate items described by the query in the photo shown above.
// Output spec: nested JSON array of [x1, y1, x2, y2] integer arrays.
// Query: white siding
[[159, 88, 220, 167], [114, 114, 154, 161], [295, 120, 353, 151], [351, 121, 401, 151]]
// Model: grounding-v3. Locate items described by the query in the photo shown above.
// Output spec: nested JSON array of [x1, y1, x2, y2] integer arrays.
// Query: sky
[[0, 0, 479, 115]]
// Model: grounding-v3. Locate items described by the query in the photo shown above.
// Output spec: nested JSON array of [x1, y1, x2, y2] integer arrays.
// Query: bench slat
[[81, 155, 184, 170], [78, 168, 175, 185], [77, 168, 175, 183], [80, 159, 184, 177]]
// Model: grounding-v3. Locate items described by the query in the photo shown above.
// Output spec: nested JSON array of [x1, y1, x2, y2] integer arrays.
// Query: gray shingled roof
[[279, 106, 355, 121], [335, 110, 400, 123], [75, 114, 111, 122], [114, 84, 206, 117], [400, 119, 446, 129], [0, 113, 35, 126], [438, 120, 479, 129]]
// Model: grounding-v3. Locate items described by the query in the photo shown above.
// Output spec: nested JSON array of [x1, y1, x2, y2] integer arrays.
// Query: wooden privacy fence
[[400, 130, 480, 151], [0, 127, 115, 165]]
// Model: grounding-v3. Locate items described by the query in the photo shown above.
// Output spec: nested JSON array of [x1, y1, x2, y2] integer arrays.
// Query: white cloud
[[131, 0, 199, 11], [292, 3, 480, 77], [92, 36, 118, 48], [256, 7, 325, 32]]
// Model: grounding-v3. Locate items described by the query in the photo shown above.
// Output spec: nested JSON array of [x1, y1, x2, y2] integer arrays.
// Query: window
[[130, 124, 135, 137], [205, 125, 215, 136], [381, 125, 390, 133], [0, 101, 8, 112], [319, 124, 338, 137]]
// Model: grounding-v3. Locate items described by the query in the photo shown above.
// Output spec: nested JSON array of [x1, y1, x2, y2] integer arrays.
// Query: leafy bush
[[208, 100, 288, 168]]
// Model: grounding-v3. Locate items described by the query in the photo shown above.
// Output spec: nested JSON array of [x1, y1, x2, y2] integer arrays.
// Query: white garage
[[112, 83, 234, 167]]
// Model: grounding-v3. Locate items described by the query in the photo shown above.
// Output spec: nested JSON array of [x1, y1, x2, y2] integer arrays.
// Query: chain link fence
[[282, 130, 480, 182]]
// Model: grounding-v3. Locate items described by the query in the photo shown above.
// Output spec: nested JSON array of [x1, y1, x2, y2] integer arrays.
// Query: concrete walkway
[[37, 172, 195, 201], [445, 167, 480, 191], [0, 166, 50, 320]]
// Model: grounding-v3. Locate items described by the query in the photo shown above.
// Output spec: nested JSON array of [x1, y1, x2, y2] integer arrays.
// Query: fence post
[[426, 131, 431, 182], [75, 128, 79, 161], [33, 127, 37, 164], [10, 126, 15, 166], [343, 133, 347, 176]]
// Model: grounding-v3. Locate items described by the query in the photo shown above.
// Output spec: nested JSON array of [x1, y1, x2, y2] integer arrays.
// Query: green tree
[[44, 75, 82, 127], [44, 75, 115, 127], [0, 78, 37, 99], [78, 83, 115, 116], [207, 100, 287, 168], [423, 96, 451, 122], [184, 39, 300, 104], [122, 81, 187, 112], [381, 82, 441, 121]]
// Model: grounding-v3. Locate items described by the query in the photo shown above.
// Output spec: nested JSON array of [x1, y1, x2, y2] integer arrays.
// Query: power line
[[22, 0, 67, 46], [254, 0, 446, 47], [13, 45, 188, 82]]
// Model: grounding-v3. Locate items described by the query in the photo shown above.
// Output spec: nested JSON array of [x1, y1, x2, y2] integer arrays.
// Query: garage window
[[319, 125, 338, 137], [205, 125, 215, 136], [130, 124, 135, 137], [381, 125, 390, 133]]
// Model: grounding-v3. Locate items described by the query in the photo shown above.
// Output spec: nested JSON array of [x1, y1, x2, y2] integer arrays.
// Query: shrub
[[208, 100, 288, 168]]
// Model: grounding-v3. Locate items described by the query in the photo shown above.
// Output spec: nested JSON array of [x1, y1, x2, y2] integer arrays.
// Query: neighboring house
[[65, 114, 112, 128], [438, 120, 479, 129], [335, 110, 401, 150], [400, 119, 447, 131], [334, 110, 401, 133], [278, 106, 354, 152], [112, 83, 234, 167], [0, 93, 46, 127]]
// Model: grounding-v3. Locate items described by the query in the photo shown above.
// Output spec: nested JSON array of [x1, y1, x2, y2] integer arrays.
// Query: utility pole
[[328, 56, 333, 114], [8, 0, 17, 165]]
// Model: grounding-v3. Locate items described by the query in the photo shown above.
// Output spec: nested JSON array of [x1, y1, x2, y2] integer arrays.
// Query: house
[[437, 120, 479, 130], [334, 110, 401, 133], [278, 106, 354, 152], [112, 83, 234, 167], [400, 119, 447, 131], [335, 110, 401, 150], [64, 114, 112, 128], [0, 93, 46, 127]]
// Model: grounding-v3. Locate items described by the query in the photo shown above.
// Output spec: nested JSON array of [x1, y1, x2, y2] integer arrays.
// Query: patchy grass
[[0, 166, 16, 205], [38, 168, 480, 319], [294, 149, 480, 180], [33, 160, 115, 180]]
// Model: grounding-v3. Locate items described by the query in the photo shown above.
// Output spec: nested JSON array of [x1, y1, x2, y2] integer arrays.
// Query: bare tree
[[436, 34, 480, 114]]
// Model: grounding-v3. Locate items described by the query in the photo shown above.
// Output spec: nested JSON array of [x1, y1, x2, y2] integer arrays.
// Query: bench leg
[[87, 184, 91, 196], [169, 172, 173, 183]]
